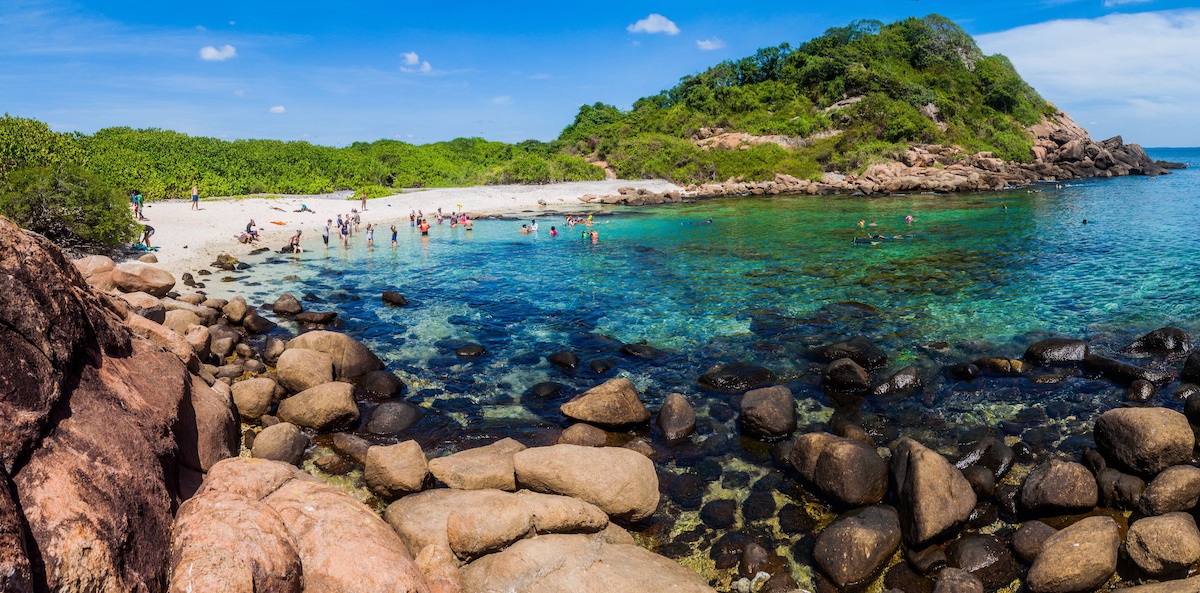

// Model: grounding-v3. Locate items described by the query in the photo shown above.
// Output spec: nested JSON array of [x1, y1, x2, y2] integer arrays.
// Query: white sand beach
[[140, 179, 681, 276]]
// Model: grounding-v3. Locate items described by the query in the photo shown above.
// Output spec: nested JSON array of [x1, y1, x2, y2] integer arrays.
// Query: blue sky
[[2, 0, 1198, 147]]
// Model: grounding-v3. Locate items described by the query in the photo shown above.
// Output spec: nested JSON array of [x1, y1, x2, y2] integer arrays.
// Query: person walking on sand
[[191, 183, 199, 210], [322, 219, 331, 250]]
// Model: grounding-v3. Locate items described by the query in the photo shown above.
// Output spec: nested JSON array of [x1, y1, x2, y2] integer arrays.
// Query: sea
[[208, 147, 1199, 588]]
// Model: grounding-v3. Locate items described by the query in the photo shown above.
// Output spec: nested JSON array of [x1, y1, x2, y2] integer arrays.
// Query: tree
[[0, 114, 84, 177], [0, 165, 138, 245]]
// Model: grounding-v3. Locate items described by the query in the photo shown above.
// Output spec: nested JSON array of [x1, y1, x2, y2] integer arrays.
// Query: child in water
[[390, 224, 398, 247], [365, 223, 374, 247], [550, 226, 558, 237]]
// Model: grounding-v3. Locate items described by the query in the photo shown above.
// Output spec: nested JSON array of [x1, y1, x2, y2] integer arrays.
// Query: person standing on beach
[[322, 219, 331, 250], [360, 190, 367, 212], [191, 183, 199, 210], [141, 224, 154, 249]]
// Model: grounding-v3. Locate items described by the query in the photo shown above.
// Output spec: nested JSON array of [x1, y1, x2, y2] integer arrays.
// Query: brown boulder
[[1139, 465, 1200, 515], [428, 437, 526, 491], [72, 254, 115, 278], [557, 423, 608, 446], [560, 377, 650, 427], [813, 506, 902, 588], [176, 374, 239, 473], [739, 385, 796, 438], [232, 377, 277, 421], [111, 261, 177, 297], [276, 381, 359, 431], [164, 309, 202, 335], [1027, 516, 1118, 593], [365, 441, 429, 499], [445, 490, 533, 560], [891, 438, 977, 546], [516, 490, 609, 534], [276, 347, 335, 393], [1094, 407, 1192, 475], [252, 422, 309, 465], [116, 291, 166, 324], [656, 392, 696, 441], [513, 444, 659, 521], [286, 330, 383, 378]]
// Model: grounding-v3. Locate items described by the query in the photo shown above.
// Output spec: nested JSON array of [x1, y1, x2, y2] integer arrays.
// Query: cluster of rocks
[[578, 185, 686, 206]]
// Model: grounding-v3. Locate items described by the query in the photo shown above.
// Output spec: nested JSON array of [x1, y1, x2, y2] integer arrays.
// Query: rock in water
[[657, 392, 697, 441], [276, 382, 359, 432], [456, 344, 486, 358], [824, 357, 871, 390], [1083, 354, 1171, 385], [1126, 513, 1200, 579], [872, 366, 923, 397], [251, 422, 309, 465], [1183, 351, 1200, 384], [1123, 327, 1191, 356], [558, 423, 608, 447], [813, 506, 902, 588], [789, 432, 888, 506], [1012, 521, 1057, 564], [366, 401, 423, 435], [513, 444, 659, 521], [815, 336, 888, 369], [1021, 460, 1097, 513], [1026, 516, 1119, 593], [272, 293, 303, 316], [286, 330, 383, 379], [275, 348, 335, 393], [382, 291, 408, 306], [428, 438, 527, 491], [548, 350, 579, 371], [697, 362, 775, 393], [560, 377, 650, 427], [1024, 338, 1089, 365], [294, 311, 337, 325], [358, 369, 406, 398], [891, 438, 977, 546], [739, 385, 796, 439], [1094, 407, 1192, 475]]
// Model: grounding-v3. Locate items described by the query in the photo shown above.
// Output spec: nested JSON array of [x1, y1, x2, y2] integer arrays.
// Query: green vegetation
[[0, 164, 138, 245]]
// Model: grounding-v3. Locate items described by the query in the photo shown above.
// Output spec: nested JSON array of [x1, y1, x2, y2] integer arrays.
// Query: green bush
[[0, 114, 85, 176], [0, 165, 138, 245]]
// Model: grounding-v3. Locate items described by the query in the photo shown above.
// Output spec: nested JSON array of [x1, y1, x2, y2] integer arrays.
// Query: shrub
[[0, 165, 138, 245]]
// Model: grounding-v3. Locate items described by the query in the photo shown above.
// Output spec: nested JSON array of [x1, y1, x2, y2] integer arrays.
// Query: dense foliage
[[0, 164, 138, 245], [558, 15, 1053, 182]]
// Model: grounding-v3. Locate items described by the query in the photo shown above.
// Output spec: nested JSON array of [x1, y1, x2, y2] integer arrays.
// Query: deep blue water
[[212, 148, 1199, 584]]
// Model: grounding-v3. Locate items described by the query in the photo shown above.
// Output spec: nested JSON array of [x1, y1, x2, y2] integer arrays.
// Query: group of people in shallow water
[[308, 207, 476, 252], [520, 214, 600, 243]]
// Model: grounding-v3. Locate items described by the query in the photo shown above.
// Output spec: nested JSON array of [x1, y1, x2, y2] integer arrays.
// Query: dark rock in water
[[295, 311, 337, 324], [619, 343, 659, 359], [829, 413, 874, 446], [947, 363, 979, 381], [588, 358, 613, 374], [1012, 520, 1057, 563], [1128, 379, 1156, 402], [955, 437, 1015, 480], [739, 386, 796, 439], [824, 358, 871, 391], [667, 473, 706, 510], [946, 534, 1018, 590], [314, 454, 352, 475], [815, 336, 888, 369], [1026, 516, 1119, 593], [1123, 326, 1191, 357], [1139, 465, 1200, 516], [961, 466, 995, 498], [557, 423, 607, 447], [272, 293, 303, 316], [529, 381, 563, 399], [236, 262, 251, 270], [547, 350, 578, 371], [892, 438, 976, 546], [1094, 407, 1192, 475], [933, 568, 983, 593], [302, 292, 319, 302], [1125, 513, 1200, 579], [742, 490, 776, 521], [790, 432, 888, 507], [358, 370, 405, 398], [1082, 448, 1106, 474], [871, 366, 922, 397], [973, 357, 1028, 374], [366, 401, 423, 435], [778, 504, 816, 534], [1024, 338, 1089, 366], [1021, 460, 1097, 513], [813, 505, 902, 588], [331, 433, 371, 466], [242, 313, 275, 334], [1083, 354, 1171, 386], [700, 500, 736, 529], [657, 392, 696, 441], [1183, 351, 1200, 384], [907, 544, 947, 575], [1174, 383, 1200, 402], [697, 362, 775, 394], [456, 344, 486, 358], [381, 291, 408, 306], [1186, 391, 1200, 425]]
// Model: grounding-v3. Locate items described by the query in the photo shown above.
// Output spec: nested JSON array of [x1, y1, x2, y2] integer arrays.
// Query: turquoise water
[[214, 148, 1198, 580]]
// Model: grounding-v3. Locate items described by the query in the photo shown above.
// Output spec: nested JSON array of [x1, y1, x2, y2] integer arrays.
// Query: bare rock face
[[513, 444, 659, 521], [0, 472, 33, 593]]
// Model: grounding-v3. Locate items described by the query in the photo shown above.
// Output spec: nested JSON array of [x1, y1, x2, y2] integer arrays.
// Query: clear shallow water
[[213, 149, 1199, 585]]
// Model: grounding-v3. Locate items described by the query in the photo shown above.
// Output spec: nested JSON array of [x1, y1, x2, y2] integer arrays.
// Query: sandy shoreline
[[139, 179, 680, 277]]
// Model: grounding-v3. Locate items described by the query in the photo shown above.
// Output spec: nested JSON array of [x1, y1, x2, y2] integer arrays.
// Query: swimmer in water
[[590, 230, 598, 243], [550, 226, 558, 237], [868, 220, 877, 227], [905, 215, 914, 223], [858, 219, 865, 228]]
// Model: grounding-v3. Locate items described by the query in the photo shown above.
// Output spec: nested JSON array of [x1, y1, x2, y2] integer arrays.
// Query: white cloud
[[627, 14, 679, 36], [269, 105, 285, 114], [696, 37, 726, 51], [401, 51, 432, 74], [199, 44, 236, 61], [977, 9, 1200, 145], [490, 95, 513, 105], [1104, 0, 1152, 6], [402, 51, 420, 66]]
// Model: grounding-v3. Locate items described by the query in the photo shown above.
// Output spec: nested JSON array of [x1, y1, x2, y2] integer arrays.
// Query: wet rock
[[933, 567, 983, 593], [382, 291, 408, 306], [739, 385, 796, 439], [1094, 407, 1192, 475], [548, 350, 578, 371], [815, 336, 888, 369], [513, 444, 660, 521], [358, 369, 405, 398], [1124, 327, 1191, 356], [263, 337, 286, 363], [945, 533, 1018, 589], [1184, 351, 1200, 384], [1139, 465, 1200, 515], [456, 344, 486, 358], [366, 401, 423, 435], [331, 433, 371, 466], [1024, 338, 1089, 366], [589, 358, 614, 374], [428, 438, 526, 491], [314, 454, 352, 475], [1126, 512, 1200, 579], [251, 422, 308, 465], [1012, 520, 1057, 563], [872, 366, 923, 397], [1026, 516, 1118, 593], [286, 330, 383, 379], [908, 544, 947, 575], [294, 311, 337, 325], [961, 466, 995, 498], [830, 414, 874, 445], [892, 438, 977, 546], [276, 382, 359, 432], [824, 357, 871, 391], [955, 437, 1015, 480], [242, 313, 275, 334], [948, 362, 979, 381], [231, 377, 277, 420], [530, 381, 563, 399], [619, 343, 660, 359], [657, 392, 697, 441], [275, 348, 335, 393], [974, 357, 1029, 374], [668, 473, 706, 510], [742, 489, 776, 521], [790, 432, 888, 506], [272, 293, 303, 316], [700, 500, 736, 529], [364, 441, 429, 499], [560, 377, 650, 427], [697, 362, 775, 393], [813, 505, 902, 588], [1096, 468, 1145, 510], [558, 423, 607, 446], [1128, 379, 1156, 402], [1021, 460, 1097, 513], [1084, 354, 1170, 386], [111, 262, 176, 296]]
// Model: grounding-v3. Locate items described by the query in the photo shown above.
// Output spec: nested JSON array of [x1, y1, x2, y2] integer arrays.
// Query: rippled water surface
[[212, 148, 1199, 588]]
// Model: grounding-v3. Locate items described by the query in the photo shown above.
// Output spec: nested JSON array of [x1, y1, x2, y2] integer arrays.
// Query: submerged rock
[[382, 291, 408, 306], [697, 362, 775, 393], [657, 392, 697, 441], [871, 366, 923, 397], [1124, 327, 1191, 357], [739, 385, 796, 439], [824, 357, 871, 391], [548, 350, 579, 371], [1024, 338, 1089, 365], [815, 336, 888, 369], [456, 344, 486, 358], [1084, 354, 1171, 386]]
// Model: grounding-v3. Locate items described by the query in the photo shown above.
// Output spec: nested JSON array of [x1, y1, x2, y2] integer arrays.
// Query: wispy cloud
[[199, 44, 237, 61], [269, 105, 285, 114], [490, 95, 513, 106], [1103, 0, 1152, 6], [401, 51, 432, 74], [627, 14, 679, 36], [696, 37, 725, 51]]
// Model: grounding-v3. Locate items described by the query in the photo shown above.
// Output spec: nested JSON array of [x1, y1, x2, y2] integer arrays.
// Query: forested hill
[[559, 15, 1055, 183]]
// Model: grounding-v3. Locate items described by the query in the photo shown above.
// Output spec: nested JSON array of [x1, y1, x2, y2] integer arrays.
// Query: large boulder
[[1094, 407, 1192, 475], [72, 254, 116, 278], [222, 297, 249, 325], [560, 378, 650, 427], [656, 392, 697, 441], [116, 291, 166, 324], [364, 441, 429, 499], [272, 293, 303, 316], [1124, 327, 1191, 356], [1138, 465, 1200, 515], [789, 432, 888, 506], [428, 437, 526, 490], [111, 262, 176, 297], [366, 400, 423, 435], [891, 438, 977, 546], [232, 377, 277, 421], [176, 374, 239, 473], [1026, 516, 1119, 593], [813, 505, 902, 588], [739, 385, 796, 438], [1126, 512, 1200, 579], [286, 330, 383, 379], [251, 422, 309, 465], [1021, 460, 1098, 513], [276, 382, 359, 432], [697, 362, 775, 393], [1024, 338, 1088, 365], [445, 490, 532, 560], [276, 347, 335, 393], [460, 532, 715, 593], [513, 444, 660, 521]]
